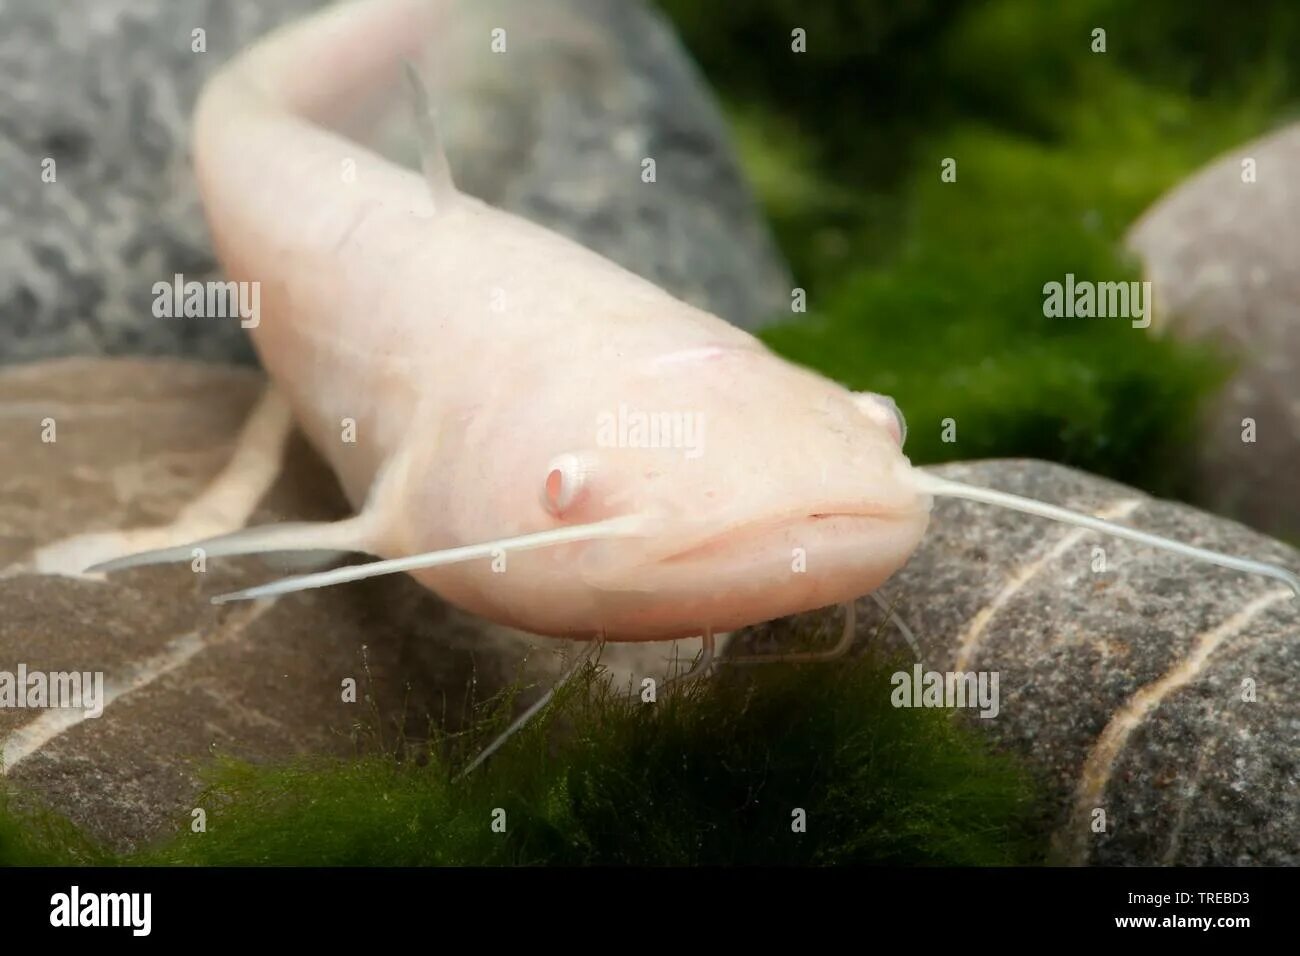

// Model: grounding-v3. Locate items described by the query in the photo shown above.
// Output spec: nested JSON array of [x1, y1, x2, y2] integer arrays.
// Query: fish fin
[[263, 549, 357, 572], [85, 516, 376, 575], [402, 60, 457, 212], [211, 514, 651, 604]]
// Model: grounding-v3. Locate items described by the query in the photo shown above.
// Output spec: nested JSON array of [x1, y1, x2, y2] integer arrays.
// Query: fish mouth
[[576, 504, 931, 600], [576, 505, 932, 603], [653, 509, 917, 565]]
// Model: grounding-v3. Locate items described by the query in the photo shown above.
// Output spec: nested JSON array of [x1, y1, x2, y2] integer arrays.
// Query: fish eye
[[856, 392, 908, 448], [541, 453, 591, 516]]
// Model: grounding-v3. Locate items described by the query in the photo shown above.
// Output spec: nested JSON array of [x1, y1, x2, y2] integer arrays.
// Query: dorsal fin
[[402, 60, 457, 213]]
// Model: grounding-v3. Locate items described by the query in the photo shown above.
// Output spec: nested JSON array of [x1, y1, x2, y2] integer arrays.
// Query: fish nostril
[[855, 391, 907, 448]]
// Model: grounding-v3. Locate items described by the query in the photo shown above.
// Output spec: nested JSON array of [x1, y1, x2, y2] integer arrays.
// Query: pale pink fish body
[[190, 0, 932, 641]]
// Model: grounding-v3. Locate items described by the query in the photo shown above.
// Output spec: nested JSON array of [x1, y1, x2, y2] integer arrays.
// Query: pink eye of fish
[[542, 453, 591, 517]]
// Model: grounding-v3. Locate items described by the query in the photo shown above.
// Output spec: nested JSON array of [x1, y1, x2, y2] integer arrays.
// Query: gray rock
[[0, 357, 555, 852], [0, 0, 790, 369], [0, 0, 316, 367], [728, 459, 1300, 865], [421, 0, 792, 329], [1126, 123, 1300, 540]]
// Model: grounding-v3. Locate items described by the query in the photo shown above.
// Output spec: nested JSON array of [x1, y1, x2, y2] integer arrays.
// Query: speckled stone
[[0, 357, 556, 851], [0, 0, 791, 368], [728, 459, 1300, 865], [1126, 123, 1300, 540]]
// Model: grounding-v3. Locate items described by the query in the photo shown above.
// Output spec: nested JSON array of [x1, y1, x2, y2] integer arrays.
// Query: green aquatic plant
[[2, 656, 1047, 866], [0, 787, 108, 866], [660, 0, 1299, 498]]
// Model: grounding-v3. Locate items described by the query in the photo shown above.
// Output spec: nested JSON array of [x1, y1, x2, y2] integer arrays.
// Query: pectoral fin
[[85, 516, 376, 574]]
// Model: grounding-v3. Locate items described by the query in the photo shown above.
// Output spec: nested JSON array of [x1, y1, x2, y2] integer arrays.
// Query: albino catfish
[[92, 0, 1298, 671]]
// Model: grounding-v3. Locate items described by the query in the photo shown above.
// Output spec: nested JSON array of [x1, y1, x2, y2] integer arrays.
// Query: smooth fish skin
[[185, 0, 932, 641]]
